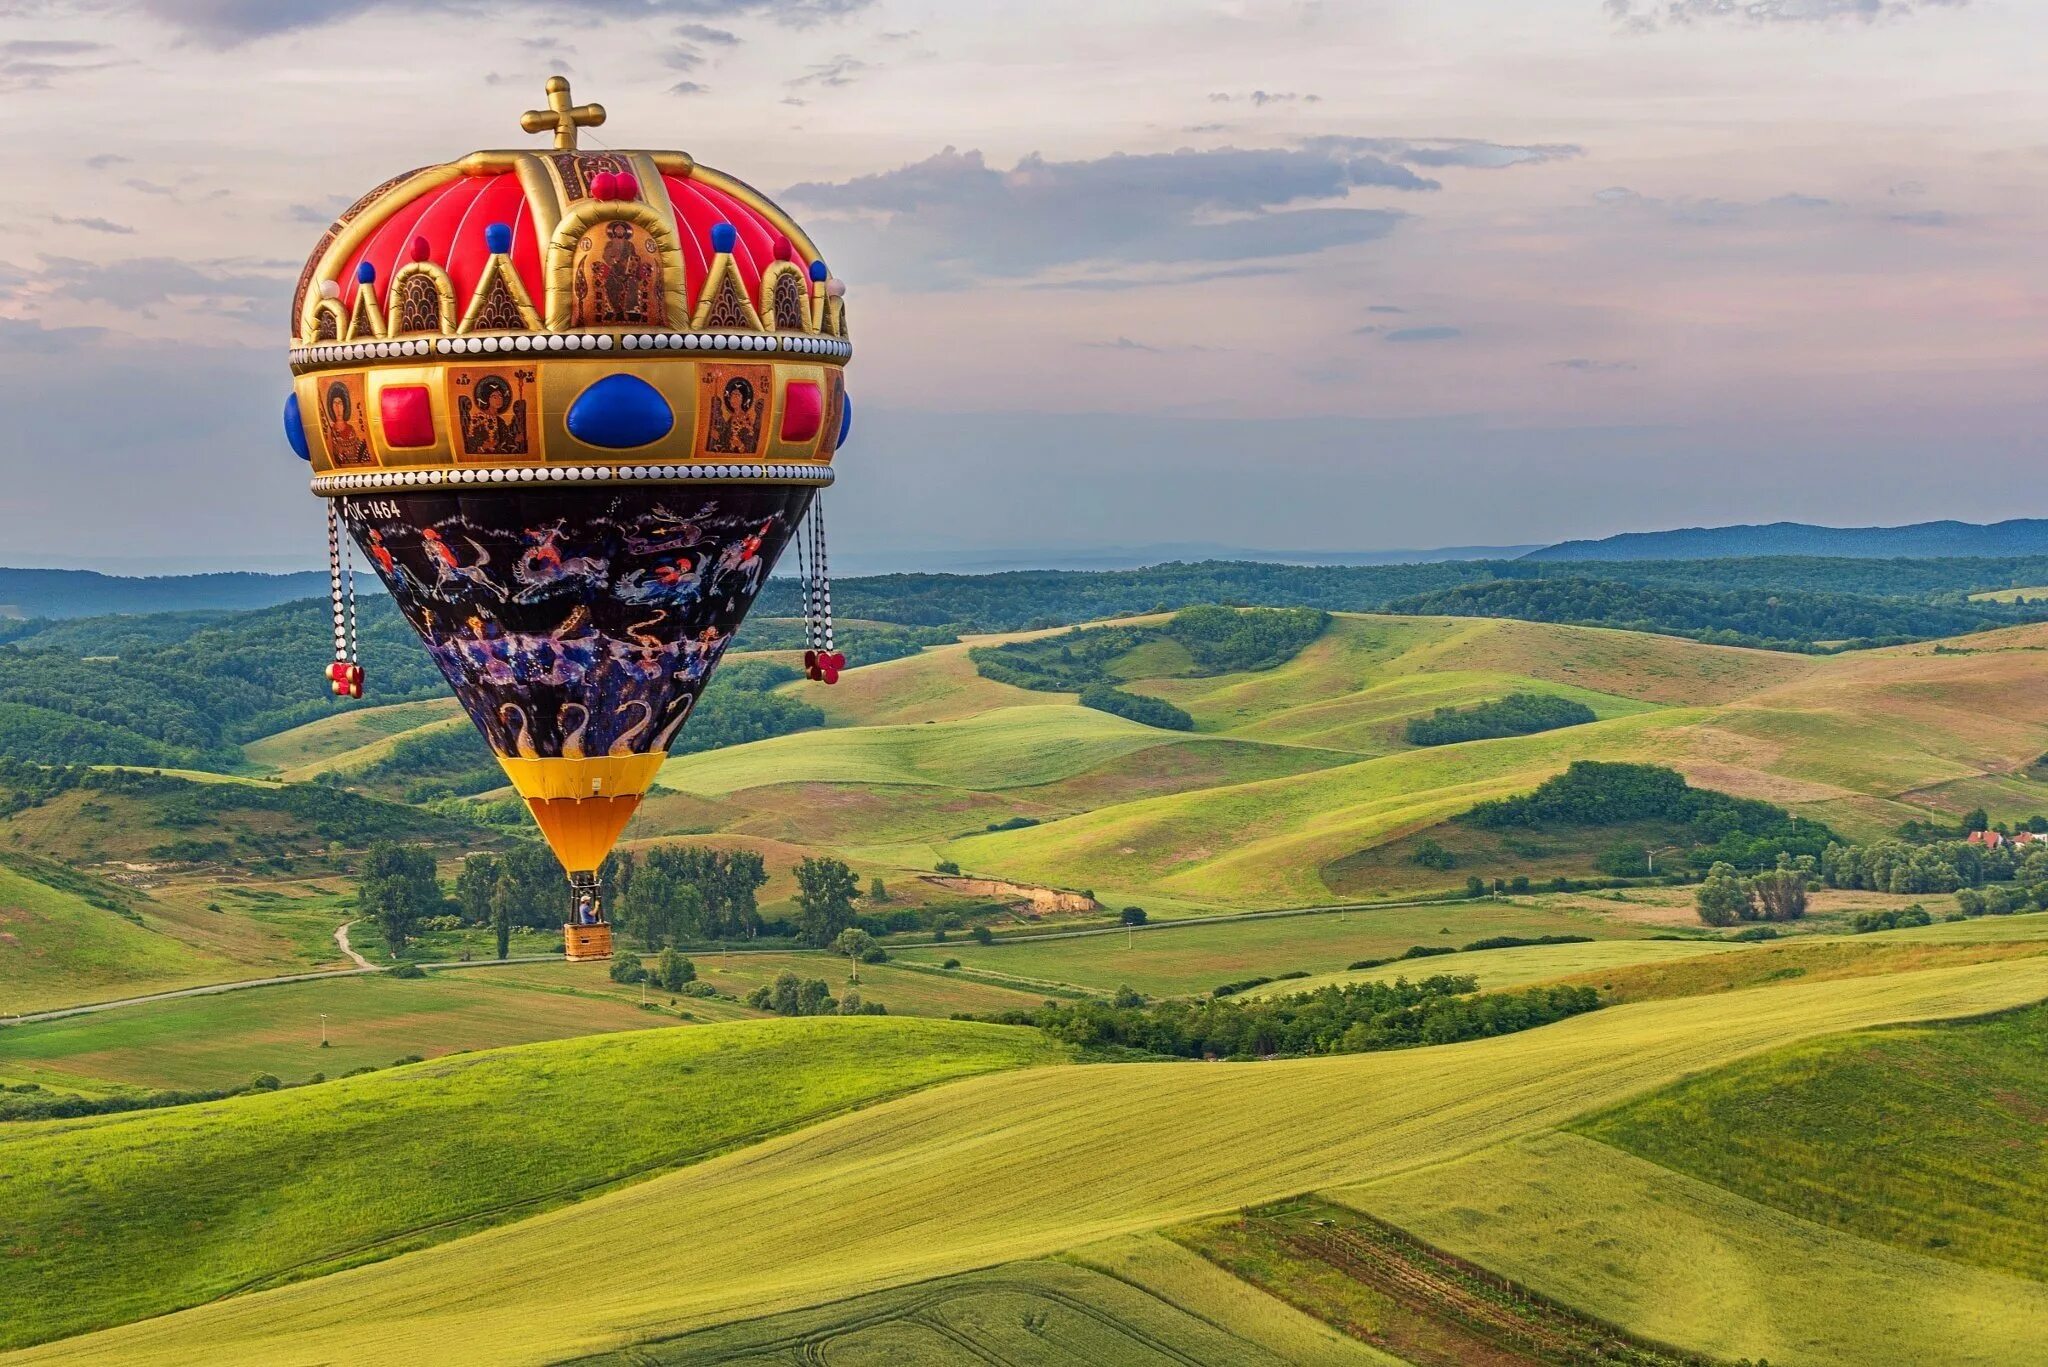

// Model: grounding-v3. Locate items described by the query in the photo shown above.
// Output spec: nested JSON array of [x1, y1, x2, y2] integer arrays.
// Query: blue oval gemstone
[[566, 373, 674, 449], [835, 392, 853, 451], [283, 392, 310, 461]]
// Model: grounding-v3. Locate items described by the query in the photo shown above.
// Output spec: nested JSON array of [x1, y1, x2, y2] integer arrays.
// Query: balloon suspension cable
[[343, 525, 360, 668], [794, 504, 816, 654]]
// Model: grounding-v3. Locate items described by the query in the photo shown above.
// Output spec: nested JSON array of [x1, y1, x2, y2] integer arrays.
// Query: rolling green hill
[[0, 1017, 1062, 1350], [21, 956, 2048, 1365]]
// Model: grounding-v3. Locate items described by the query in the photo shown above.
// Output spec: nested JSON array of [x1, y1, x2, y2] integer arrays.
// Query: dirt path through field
[[334, 920, 372, 969]]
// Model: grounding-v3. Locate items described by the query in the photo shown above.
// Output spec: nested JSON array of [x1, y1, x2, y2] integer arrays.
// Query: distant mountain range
[[0, 568, 329, 621], [1522, 520, 2048, 562], [849, 542, 1542, 575]]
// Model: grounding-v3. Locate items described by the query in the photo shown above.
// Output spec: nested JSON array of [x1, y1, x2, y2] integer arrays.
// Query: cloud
[[1085, 336, 1213, 354], [1551, 357, 1637, 372], [1596, 184, 1837, 225], [1367, 304, 1406, 314], [84, 153, 130, 171], [287, 195, 351, 226], [1027, 263, 1295, 292], [0, 36, 120, 85], [122, 177, 178, 198], [790, 54, 865, 87], [1607, 0, 1967, 30], [670, 80, 708, 95], [1888, 209, 1953, 226], [786, 142, 1451, 283], [49, 214, 134, 235], [22, 254, 289, 316], [1307, 135, 1582, 169], [675, 21, 738, 42], [1209, 90, 1323, 106], [1383, 326, 1462, 343], [123, 0, 871, 45], [0, 316, 106, 355]]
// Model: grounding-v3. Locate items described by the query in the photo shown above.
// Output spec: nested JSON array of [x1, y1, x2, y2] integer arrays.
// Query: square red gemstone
[[780, 380, 823, 444], [379, 384, 435, 448]]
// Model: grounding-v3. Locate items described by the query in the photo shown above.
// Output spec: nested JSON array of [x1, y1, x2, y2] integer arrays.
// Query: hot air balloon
[[284, 77, 851, 960]]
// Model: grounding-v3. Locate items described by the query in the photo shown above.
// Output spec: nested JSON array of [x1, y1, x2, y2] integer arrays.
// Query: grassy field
[[0, 1017, 1063, 1350], [0, 860, 227, 1016], [1575, 1000, 2048, 1281], [894, 901, 1674, 999], [242, 698, 464, 779], [1561, 928, 2048, 1003], [1345, 1130, 2048, 1367], [27, 956, 2048, 1365], [569, 1254, 1381, 1366], [0, 971, 672, 1092], [476, 950, 1062, 1018], [1238, 937, 1741, 999]]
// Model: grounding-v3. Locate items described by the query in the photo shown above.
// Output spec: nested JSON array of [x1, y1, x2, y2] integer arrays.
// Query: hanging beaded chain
[[799, 495, 840, 683], [323, 501, 364, 700], [813, 493, 836, 660]]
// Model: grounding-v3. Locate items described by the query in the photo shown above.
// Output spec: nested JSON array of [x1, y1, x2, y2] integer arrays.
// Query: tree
[[833, 927, 876, 983], [490, 876, 514, 960], [1595, 841, 1649, 877], [454, 853, 499, 925], [1751, 868, 1808, 922], [653, 946, 695, 991], [609, 950, 645, 984], [358, 841, 442, 955], [793, 857, 860, 947], [837, 987, 864, 1015], [1965, 807, 1990, 833], [1120, 906, 1147, 926], [1695, 861, 1754, 927], [868, 876, 889, 904]]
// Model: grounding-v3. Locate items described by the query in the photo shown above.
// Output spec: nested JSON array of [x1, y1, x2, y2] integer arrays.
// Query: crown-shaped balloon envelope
[[284, 78, 852, 912]]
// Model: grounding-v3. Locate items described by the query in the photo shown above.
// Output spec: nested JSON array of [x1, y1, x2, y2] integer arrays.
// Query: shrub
[[1120, 906, 1147, 925], [1850, 904, 1934, 934], [971, 925, 994, 944], [1078, 684, 1195, 731], [1412, 839, 1457, 871], [609, 950, 646, 984], [935, 860, 961, 875], [387, 962, 427, 979], [942, 957, 961, 969], [1405, 692, 1596, 747]]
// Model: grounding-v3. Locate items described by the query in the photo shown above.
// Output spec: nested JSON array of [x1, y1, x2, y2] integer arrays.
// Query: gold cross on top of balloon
[[521, 76, 606, 150]]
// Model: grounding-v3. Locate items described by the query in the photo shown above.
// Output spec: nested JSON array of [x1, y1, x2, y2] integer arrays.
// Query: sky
[[0, 0, 2043, 572]]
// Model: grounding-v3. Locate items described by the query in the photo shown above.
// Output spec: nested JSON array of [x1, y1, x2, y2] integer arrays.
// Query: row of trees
[[983, 976, 1601, 1060], [1818, 838, 2041, 894], [370, 842, 874, 957]]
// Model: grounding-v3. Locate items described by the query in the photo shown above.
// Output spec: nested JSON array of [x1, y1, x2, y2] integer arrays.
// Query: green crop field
[[242, 698, 464, 779], [0, 970, 671, 1092], [0, 861, 228, 1016], [894, 900, 1666, 998], [24, 956, 2048, 1365], [0, 1018, 1062, 1351], [480, 950, 1061, 1018], [1575, 1000, 2048, 1281], [1238, 936, 1741, 998], [573, 1253, 1384, 1366], [1346, 1130, 2048, 1367]]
